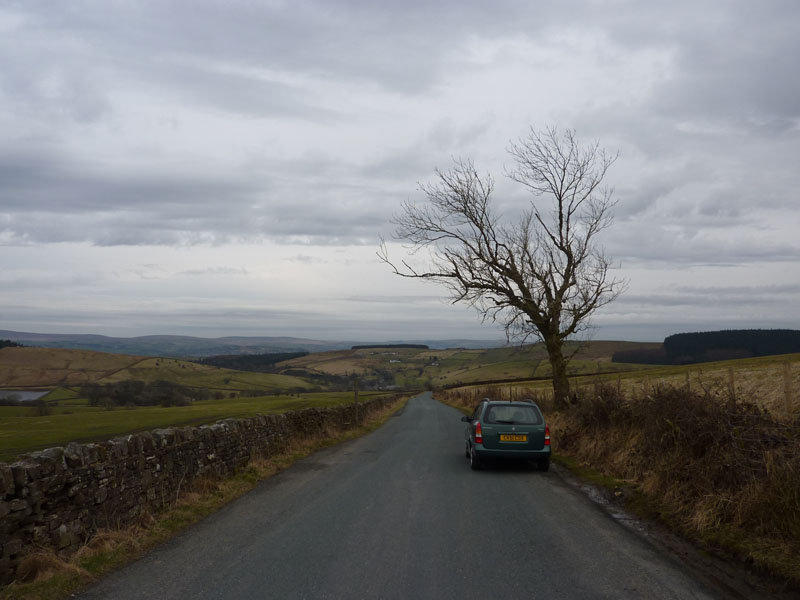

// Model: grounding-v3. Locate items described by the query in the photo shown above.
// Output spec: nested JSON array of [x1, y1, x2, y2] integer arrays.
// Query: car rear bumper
[[473, 444, 550, 460]]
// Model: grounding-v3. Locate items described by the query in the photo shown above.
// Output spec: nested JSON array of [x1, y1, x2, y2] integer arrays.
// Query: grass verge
[[0, 397, 408, 600]]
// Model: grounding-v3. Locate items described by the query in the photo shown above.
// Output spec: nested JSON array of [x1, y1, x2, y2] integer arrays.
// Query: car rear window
[[484, 404, 542, 425]]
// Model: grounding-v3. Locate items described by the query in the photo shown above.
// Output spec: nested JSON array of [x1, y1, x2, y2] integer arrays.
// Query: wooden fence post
[[727, 367, 735, 410], [785, 362, 793, 417]]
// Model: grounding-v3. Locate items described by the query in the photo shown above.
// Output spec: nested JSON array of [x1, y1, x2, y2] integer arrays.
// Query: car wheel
[[538, 457, 550, 472], [470, 447, 482, 471], [465, 440, 471, 458]]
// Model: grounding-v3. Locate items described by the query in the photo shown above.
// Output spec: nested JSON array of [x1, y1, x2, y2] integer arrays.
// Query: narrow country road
[[78, 393, 726, 600]]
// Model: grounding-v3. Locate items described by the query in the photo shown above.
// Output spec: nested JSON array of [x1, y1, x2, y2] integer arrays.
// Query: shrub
[[571, 383, 631, 428], [29, 399, 53, 417]]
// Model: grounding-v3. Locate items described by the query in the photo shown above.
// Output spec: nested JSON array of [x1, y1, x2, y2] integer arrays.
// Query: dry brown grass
[[614, 358, 800, 417], [14, 552, 90, 585], [276, 351, 376, 376], [0, 348, 142, 388], [445, 353, 800, 420]]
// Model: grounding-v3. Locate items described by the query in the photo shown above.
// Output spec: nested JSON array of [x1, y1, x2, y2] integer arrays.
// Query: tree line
[[351, 344, 429, 350], [613, 329, 800, 365], [80, 380, 213, 407], [197, 352, 309, 372]]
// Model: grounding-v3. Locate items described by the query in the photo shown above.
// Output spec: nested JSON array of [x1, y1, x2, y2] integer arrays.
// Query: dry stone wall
[[0, 396, 397, 584]]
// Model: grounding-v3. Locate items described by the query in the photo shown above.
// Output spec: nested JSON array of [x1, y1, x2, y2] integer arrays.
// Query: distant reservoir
[[0, 390, 49, 402]]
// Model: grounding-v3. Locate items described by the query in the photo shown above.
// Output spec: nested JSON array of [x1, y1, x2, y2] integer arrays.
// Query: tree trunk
[[544, 335, 570, 411]]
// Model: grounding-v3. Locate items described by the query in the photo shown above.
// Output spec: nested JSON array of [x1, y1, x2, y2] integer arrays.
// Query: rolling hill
[[0, 347, 312, 393], [0, 329, 506, 357], [276, 341, 662, 388]]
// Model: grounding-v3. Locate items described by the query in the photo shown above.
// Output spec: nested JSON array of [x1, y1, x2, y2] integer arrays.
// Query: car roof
[[480, 398, 539, 407]]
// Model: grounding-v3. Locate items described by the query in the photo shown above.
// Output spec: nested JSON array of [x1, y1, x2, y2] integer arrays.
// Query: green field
[[0, 391, 386, 463], [101, 357, 314, 391]]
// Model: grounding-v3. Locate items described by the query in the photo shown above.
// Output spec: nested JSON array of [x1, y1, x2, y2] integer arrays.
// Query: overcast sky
[[1, 1, 799, 343]]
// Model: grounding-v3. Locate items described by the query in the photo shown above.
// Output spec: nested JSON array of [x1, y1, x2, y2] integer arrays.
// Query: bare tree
[[378, 127, 626, 410]]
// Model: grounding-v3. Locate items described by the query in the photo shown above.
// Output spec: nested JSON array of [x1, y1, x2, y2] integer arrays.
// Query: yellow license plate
[[500, 434, 527, 442]]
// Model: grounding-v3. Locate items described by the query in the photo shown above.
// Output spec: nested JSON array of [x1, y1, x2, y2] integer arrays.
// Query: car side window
[[470, 404, 483, 421]]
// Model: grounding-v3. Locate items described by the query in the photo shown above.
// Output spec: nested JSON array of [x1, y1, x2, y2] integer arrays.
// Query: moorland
[[2, 339, 798, 463]]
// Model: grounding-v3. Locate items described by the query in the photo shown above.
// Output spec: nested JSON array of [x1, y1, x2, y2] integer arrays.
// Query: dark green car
[[461, 399, 551, 471]]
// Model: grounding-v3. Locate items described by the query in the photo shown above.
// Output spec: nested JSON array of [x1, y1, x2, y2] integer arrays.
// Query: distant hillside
[[277, 341, 658, 389], [612, 329, 800, 365], [351, 344, 429, 350], [0, 347, 142, 387], [0, 330, 505, 357], [0, 346, 313, 392], [199, 352, 309, 372], [0, 330, 343, 357]]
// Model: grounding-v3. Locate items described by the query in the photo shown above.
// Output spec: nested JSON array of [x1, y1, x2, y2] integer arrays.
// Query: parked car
[[461, 398, 551, 471]]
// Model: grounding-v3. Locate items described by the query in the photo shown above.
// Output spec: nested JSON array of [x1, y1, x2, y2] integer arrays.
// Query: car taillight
[[544, 424, 551, 446], [475, 421, 483, 444]]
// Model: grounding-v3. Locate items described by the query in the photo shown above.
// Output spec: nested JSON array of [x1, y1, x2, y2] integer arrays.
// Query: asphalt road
[[77, 392, 726, 600]]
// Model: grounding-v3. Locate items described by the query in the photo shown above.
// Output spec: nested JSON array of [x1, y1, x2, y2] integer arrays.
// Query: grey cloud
[[360, 148, 434, 182], [0, 272, 104, 289], [343, 295, 444, 304], [8, 1, 800, 124], [131, 267, 165, 281], [360, 118, 493, 183], [0, 299, 500, 340], [0, 22, 111, 127], [177, 267, 249, 277], [618, 292, 789, 309], [285, 255, 327, 264], [615, 283, 800, 318], [0, 151, 262, 212], [613, 165, 700, 220], [0, 149, 396, 246], [12, 0, 527, 108], [594, 1, 800, 121], [153, 59, 340, 121], [672, 283, 800, 296], [608, 223, 800, 266], [650, 11, 800, 123]]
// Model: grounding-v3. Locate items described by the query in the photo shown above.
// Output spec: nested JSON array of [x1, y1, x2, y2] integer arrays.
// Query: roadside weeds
[[436, 387, 800, 594], [0, 397, 408, 600]]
